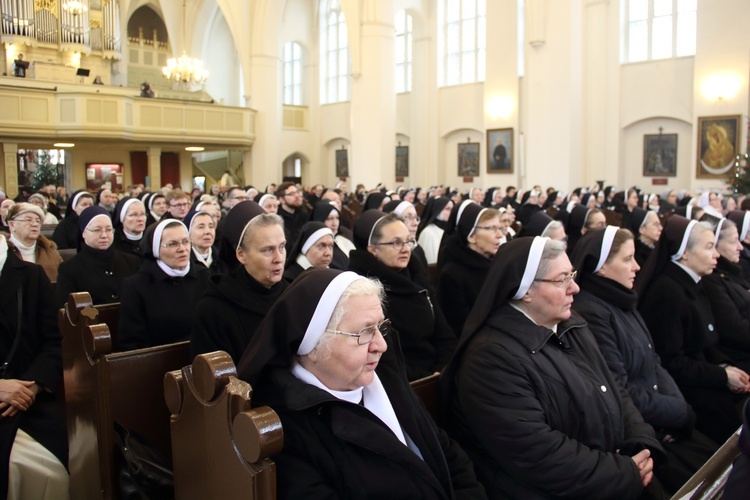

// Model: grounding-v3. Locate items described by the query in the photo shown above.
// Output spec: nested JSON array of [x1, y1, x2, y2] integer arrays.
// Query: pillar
[[147, 147, 161, 189], [2, 143, 18, 198]]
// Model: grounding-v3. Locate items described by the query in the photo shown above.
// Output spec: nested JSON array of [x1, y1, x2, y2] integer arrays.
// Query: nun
[[628, 207, 662, 268], [571, 227, 718, 494], [183, 209, 226, 275], [519, 210, 566, 240], [51, 189, 94, 249], [416, 197, 453, 265], [283, 221, 334, 282], [112, 197, 146, 258], [55, 206, 140, 307], [363, 191, 391, 212], [117, 219, 210, 350], [383, 199, 428, 269], [257, 193, 279, 214], [637, 215, 750, 444], [191, 200, 288, 364], [310, 202, 355, 270], [349, 211, 456, 380], [144, 192, 167, 227], [703, 217, 750, 373], [437, 203, 501, 336], [236, 268, 486, 499], [727, 210, 750, 281], [565, 204, 606, 254], [441, 236, 664, 498]]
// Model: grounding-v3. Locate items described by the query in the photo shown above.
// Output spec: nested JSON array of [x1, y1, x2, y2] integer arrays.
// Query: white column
[[349, 0, 396, 190], [179, 151, 193, 190], [147, 147, 161, 189], [245, 54, 282, 188], [2, 143, 18, 199]]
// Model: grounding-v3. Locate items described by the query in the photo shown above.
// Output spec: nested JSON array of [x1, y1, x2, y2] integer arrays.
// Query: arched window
[[438, 0, 486, 87], [622, 0, 696, 63], [320, 0, 350, 104], [283, 41, 303, 105], [395, 10, 412, 93]]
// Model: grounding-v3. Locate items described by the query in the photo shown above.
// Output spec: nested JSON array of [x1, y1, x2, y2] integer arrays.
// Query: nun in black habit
[[310, 202, 355, 270], [191, 201, 288, 364], [112, 196, 146, 259], [283, 221, 334, 282], [51, 189, 94, 250], [55, 206, 141, 307], [183, 209, 227, 275], [416, 196, 453, 266], [236, 268, 486, 499], [727, 209, 750, 281], [571, 226, 718, 494], [348, 210, 457, 381], [118, 219, 210, 350], [441, 236, 665, 499], [637, 215, 750, 444]]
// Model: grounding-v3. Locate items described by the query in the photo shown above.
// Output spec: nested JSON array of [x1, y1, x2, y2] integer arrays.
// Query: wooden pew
[[59, 292, 191, 500], [410, 372, 440, 422], [165, 351, 283, 500], [671, 429, 741, 500]]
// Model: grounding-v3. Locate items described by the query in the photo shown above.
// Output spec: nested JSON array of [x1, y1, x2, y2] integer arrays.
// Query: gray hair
[[369, 212, 403, 246], [532, 238, 567, 284], [239, 213, 284, 250], [686, 221, 715, 252], [315, 278, 386, 356], [717, 218, 737, 242], [541, 220, 563, 238]]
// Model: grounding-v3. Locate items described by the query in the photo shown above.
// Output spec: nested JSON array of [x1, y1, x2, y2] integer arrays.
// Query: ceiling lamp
[[53, 142, 75, 148], [162, 0, 208, 88], [62, 1, 88, 16], [185, 146, 205, 152]]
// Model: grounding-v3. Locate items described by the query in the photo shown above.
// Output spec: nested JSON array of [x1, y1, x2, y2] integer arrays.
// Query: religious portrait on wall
[[395, 145, 409, 177], [458, 142, 480, 177], [643, 133, 677, 177], [696, 115, 740, 178], [335, 148, 349, 178], [486, 128, 513, 173]]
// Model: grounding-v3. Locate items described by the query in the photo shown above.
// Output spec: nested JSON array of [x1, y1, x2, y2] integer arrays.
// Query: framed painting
[[458, 142, 480, 177], [335, 148, 349, 178], [696, 115, 741, 178], [643, 133, 677, 177], [395, 145, 409, 177], [486, 128, 513, 173]]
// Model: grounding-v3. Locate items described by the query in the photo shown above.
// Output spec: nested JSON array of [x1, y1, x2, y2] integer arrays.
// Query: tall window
[[395, 10, 412, 93], [283, 42, 302, 105], [438, 0, 486, 87], [320, 0, 350, 104], [622, 0, 696, 63]]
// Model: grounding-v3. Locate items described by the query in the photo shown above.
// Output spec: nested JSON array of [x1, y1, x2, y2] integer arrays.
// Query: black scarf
[[579, 273, 638, 311]]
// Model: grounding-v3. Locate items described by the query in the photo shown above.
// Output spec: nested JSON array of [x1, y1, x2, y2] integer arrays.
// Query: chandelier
[[62, 1, 88, 16], [162, 52, 209, 85], [162, 0, 208, 88]]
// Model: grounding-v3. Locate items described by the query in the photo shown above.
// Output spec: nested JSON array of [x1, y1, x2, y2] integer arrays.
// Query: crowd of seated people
[[1, 179, 750, 498]]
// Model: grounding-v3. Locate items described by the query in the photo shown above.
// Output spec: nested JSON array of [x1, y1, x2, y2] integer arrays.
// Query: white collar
[[673, 261, 702, 283], [509, 302, 558, 333]]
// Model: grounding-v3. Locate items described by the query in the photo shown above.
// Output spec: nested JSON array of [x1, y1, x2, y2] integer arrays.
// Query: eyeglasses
[[12, 217, 41, 225], [372, 239, 416, 251], [160, 238, 191, 250], [402, 215, 421, 223], [126, 212, 147, 218], [534, 270, 577, 287], [474, 225, 503, 233], [169, 202, 190, 209], [326, 319, 391, 345], [231, 196, 249, 201], [284, 190, 301, 197], [86, 227, 114, 235]]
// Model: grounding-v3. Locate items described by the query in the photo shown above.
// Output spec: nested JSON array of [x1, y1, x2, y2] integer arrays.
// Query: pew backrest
[[60, 292, 191, 500], [410, 372, 440, 421], [165, 351, 283, 500], [671, 429, 741, 500]]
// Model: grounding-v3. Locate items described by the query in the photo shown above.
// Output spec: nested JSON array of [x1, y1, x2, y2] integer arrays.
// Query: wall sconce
[[487, 96, 514, 120], [702, 74, 741, 101]]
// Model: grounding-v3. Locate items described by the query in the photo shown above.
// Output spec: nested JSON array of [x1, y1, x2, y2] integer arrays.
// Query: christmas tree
[[30, 151, 59, 191]]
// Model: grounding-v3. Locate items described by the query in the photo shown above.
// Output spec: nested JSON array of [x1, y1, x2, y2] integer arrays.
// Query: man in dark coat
[[0, 235, 68, 496], [276, 181, 308, 253]]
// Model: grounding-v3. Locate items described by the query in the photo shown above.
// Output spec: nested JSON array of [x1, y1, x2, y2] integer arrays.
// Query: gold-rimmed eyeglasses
[[325, 319, 391, 345]]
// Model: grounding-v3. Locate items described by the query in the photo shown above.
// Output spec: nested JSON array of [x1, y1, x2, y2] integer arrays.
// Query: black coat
[[0, 252, 67, 468], [55, 244, 141, 306], [634, 239, 653, 269], [191, 269, 287, 364], [189, 246, 227, 276], [703, 256, 750, 372], [740, 244, 750, 283], [253, 331, 486, 499], [437, 240, 492, 337], [639, 262, 741, 443], [112, 228, 144, 260], [443, 305, 662, 499], [573, 277, 689, 431], [51, 213, 81, 250], [278, 207, 308, 253], [348, 250, 456, 381], [117, 259, 210, 350]]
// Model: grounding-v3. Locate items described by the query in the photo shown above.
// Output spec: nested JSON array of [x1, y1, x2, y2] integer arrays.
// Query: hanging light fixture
[[162, 0, 208, 88], [62, 1, 88, 16]]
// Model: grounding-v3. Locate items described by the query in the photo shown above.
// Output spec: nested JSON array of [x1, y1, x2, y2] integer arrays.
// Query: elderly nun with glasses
[[348, 210, 457, 381], [236, 268, 486, 499], [441, 236, 665, 499], [117, 219, 210, 350]]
